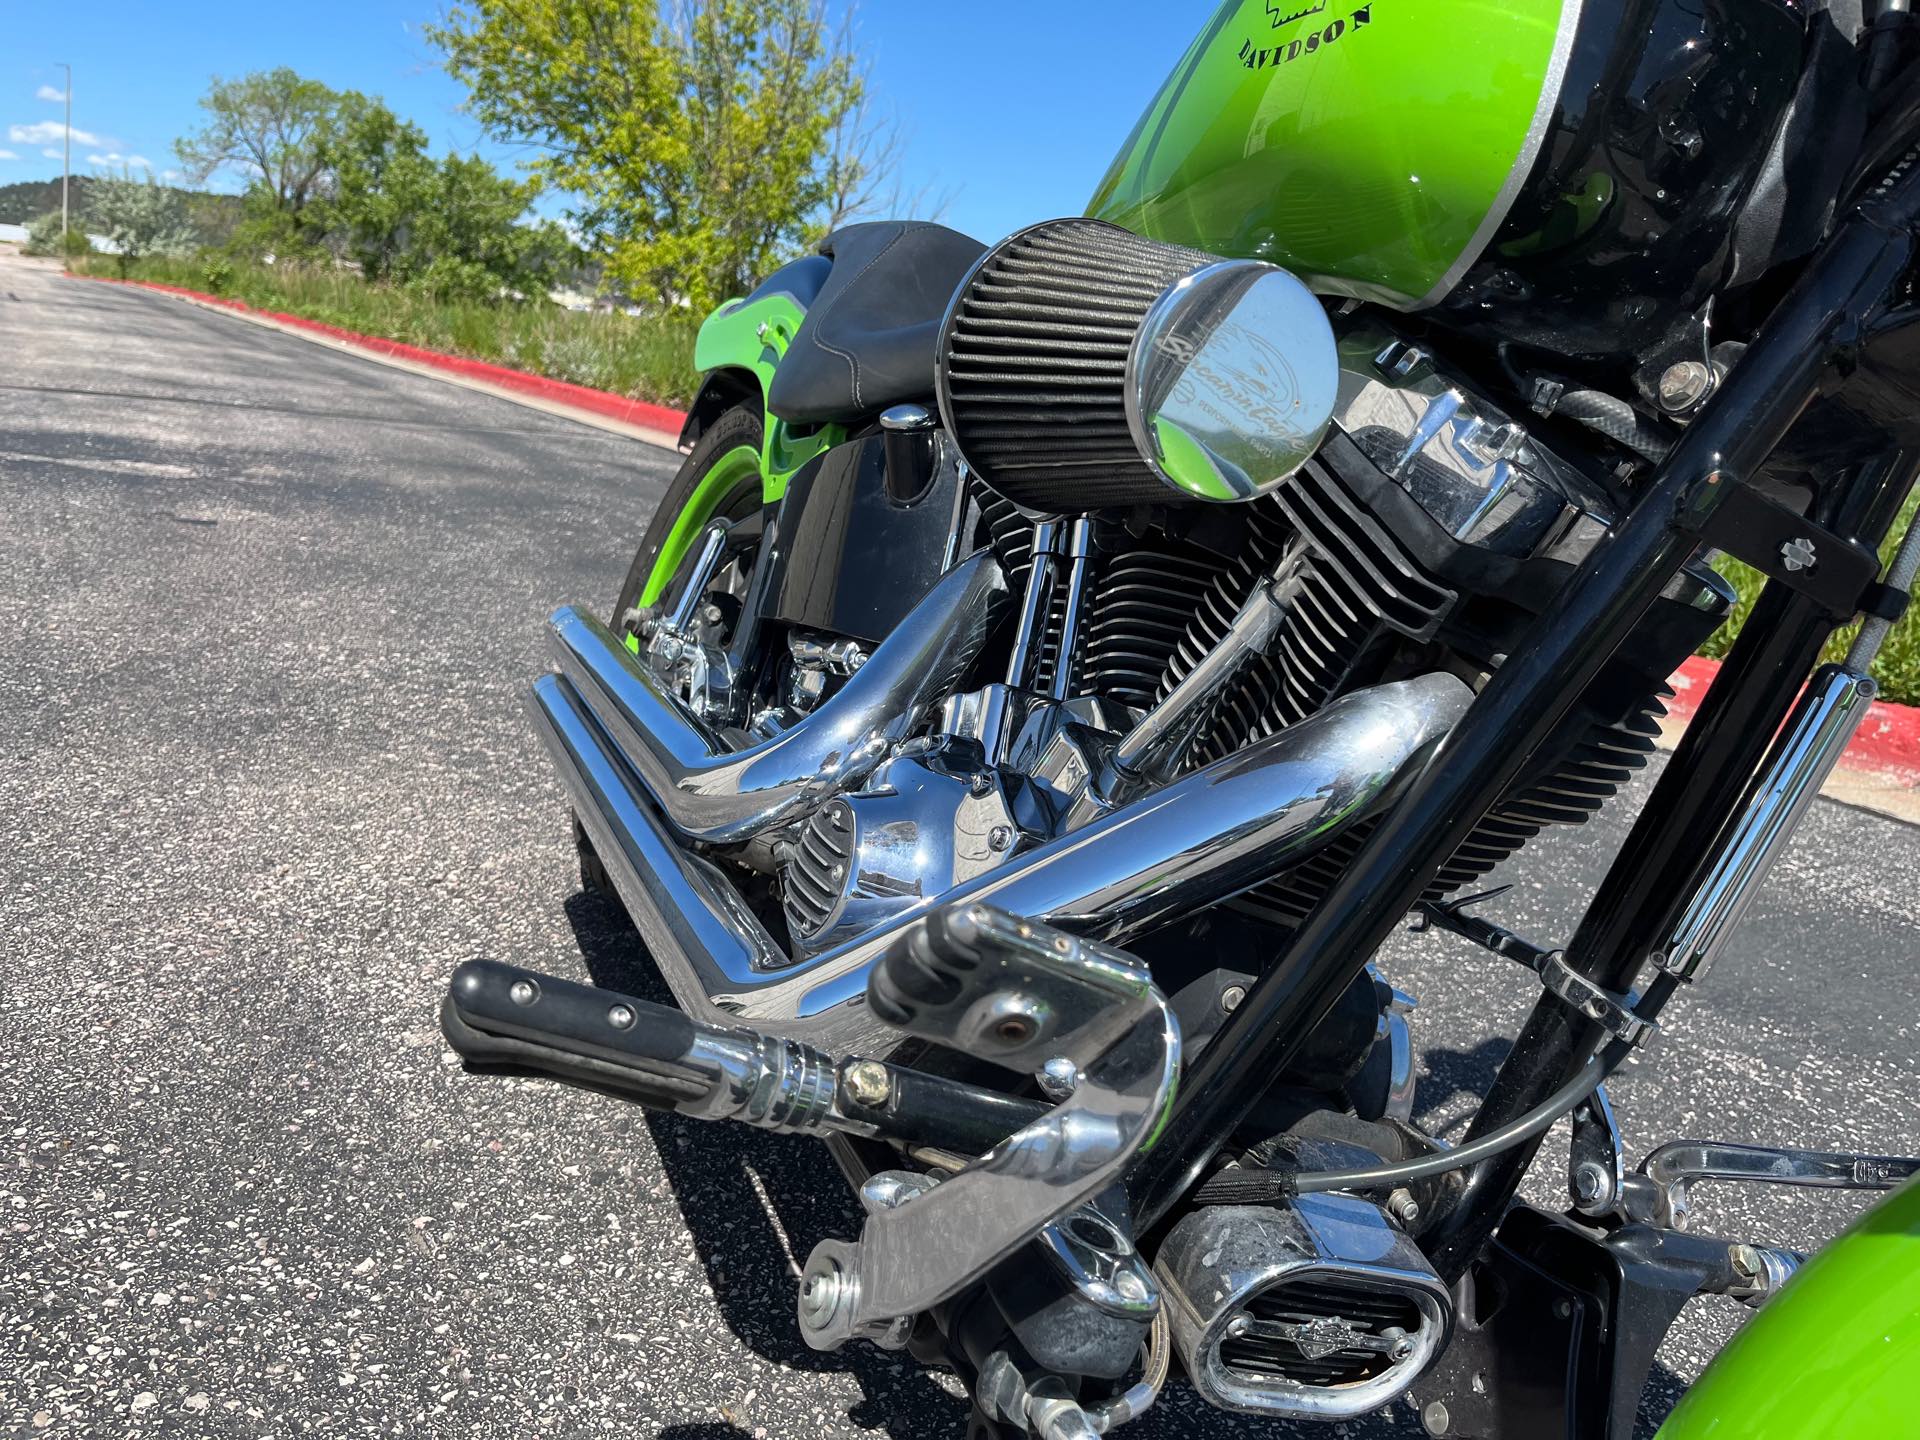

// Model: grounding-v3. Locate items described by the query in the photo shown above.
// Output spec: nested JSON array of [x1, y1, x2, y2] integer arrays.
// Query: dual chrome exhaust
[[528, 552, 1473, 1056]]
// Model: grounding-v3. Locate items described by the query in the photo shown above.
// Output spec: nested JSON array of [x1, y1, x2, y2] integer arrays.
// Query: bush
[[87, 170, 194, 277], [22, 211, 91, 258], [200, 257, 236, 294]]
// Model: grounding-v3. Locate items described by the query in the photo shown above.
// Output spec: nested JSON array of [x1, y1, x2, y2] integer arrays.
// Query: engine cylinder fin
[[1078, 540, 1229, 714], [1240, 689, 1673, 924]]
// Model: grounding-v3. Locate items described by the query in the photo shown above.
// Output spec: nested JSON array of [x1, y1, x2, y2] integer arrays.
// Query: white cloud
[[41, 148, 61, 160], [87, 152, 151, 170], [0, 149, 17, 161], [36, 84, 67, 103], [8, 120, 105, 147]]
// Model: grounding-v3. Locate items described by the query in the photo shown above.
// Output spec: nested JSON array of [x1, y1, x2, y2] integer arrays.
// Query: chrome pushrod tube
[[547, 550, 1010, 846]]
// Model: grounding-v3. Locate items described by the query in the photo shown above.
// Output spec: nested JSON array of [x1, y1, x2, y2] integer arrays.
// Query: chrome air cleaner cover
[[1130, 260, 1340, 502]]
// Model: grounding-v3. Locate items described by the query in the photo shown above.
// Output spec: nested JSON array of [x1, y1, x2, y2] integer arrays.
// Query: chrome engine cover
[[781, 753, 1020, 954], [1155, 1195, 1453, 1420]]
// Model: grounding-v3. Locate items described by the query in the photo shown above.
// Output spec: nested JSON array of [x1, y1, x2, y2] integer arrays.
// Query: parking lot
[[4, 254, 1917, 1438]]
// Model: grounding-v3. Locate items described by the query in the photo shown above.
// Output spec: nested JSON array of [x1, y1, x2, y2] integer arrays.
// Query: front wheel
[[577, 404, 767, 898]]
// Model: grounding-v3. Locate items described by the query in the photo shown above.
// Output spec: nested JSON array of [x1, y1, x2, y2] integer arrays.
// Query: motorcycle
[[440, 0, 1920, 1433]]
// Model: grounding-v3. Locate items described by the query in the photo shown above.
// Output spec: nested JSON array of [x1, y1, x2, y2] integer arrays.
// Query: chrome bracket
[[795, 904, 1181, 1352], [1567, 1084, 1626, 1217], [1538, 951, 1655, 1048]]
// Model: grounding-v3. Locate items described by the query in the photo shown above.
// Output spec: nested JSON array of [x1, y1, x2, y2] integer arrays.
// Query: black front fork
[[1128, 162, 1920, 1252]]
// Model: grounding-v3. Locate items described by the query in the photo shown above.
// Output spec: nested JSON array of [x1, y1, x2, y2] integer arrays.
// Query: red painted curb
[[72, 272, 690, 440], [1667, 654, 1920, 782]]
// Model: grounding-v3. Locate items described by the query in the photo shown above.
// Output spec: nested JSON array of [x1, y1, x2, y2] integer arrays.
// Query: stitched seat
[[766, 221, 988, 426]]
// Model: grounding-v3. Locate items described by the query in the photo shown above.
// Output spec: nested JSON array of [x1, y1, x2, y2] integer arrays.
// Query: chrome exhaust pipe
[[533, 666, 1471, 1057], [547, 549, 1010, 846]]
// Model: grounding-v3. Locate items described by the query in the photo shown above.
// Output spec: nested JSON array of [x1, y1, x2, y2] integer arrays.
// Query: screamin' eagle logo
[[1266, 0, 1328, 28]]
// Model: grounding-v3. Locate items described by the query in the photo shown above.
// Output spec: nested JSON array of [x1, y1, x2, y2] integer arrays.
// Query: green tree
[[428, 0, 882, 310], [317, 96, 565, 299], [87, 170, 194, 277], [404, 153, 558, 299], [176, 69, 346, 218], [177, 69, 353, 261], [319, 97, 439, 280]]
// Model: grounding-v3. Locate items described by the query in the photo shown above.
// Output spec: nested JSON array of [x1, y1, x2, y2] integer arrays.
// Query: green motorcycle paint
[[636, 442, 764, 614], [1087, 0, 1578, 308], [692, 291, 842, 504], [1655, 1177, 1920, 1438]]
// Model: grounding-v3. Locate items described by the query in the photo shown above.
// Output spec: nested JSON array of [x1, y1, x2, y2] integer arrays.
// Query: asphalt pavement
[[3, 252, 1917, 1440]]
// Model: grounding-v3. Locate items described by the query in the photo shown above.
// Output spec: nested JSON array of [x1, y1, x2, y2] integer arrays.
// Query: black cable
[[1289, 1051, 1613, 1194]]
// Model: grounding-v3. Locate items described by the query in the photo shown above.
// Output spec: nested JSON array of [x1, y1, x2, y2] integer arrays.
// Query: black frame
[[1128, 160, 1920, 1254]]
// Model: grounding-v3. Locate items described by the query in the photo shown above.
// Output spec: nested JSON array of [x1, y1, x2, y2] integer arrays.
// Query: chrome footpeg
[[1619, 1139, 1920, 1230], [796, 904, 1181, 1351]]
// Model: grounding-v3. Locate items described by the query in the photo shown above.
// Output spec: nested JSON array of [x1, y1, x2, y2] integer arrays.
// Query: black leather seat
[[766, 221, 987, 426]]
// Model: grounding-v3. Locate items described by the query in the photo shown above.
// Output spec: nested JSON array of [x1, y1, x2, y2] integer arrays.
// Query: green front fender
[[1656, 1177, 1920, 1437], [691, 291, 841, 504]]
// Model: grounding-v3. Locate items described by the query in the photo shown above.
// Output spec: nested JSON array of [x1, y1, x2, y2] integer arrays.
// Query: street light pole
[[59, 63, 71, 241]]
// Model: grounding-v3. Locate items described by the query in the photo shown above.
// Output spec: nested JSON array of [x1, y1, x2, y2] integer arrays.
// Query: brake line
[[1291, 1050, 1613, 1194]]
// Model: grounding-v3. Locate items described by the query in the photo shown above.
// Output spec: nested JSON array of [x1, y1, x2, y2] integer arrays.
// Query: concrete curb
[[69, 272, 691, 450]]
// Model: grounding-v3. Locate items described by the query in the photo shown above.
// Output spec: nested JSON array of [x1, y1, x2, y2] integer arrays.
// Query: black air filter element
[[936, 219, 1215, 513]]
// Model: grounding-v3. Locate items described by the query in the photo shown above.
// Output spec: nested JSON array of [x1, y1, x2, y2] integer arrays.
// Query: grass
[[1700, 490, 1920, 704], [67, 255, 1920, 701], [72, 252, 700, 408]]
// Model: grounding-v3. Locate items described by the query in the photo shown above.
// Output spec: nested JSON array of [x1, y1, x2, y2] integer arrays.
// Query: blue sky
[[2, 3, 1205, 245]]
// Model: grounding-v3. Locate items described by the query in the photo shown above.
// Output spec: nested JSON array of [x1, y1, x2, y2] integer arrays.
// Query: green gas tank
[[1090, 0, 1807, 364]]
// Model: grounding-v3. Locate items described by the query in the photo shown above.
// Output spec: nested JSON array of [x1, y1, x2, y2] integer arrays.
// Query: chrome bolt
[[1220, 984, 1247, 1013], [1781, 537, 1817, 572], [1422, 1400, 1451, 1436], [606, 1004, 636, 1031], [1729, 1244, 1762, 1282], [1387, 1187, 1422, 1225], [1554, 1299, 1573, 1319], [508, 979, 538, 1007], [842, 1060, 892, 1108], [1114, 1269, 1150, 1304], [799, 1266, 843, 1327], [988, 825, 1014, 853], [969, 773, 994, 797], [1036, 1057, 1081, 1101], [701, 603, 724, 625], [1656, 359, 1714, 413], [1390, 1337, 1415, 1362], [1226, 1314, 1253, 1338]]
